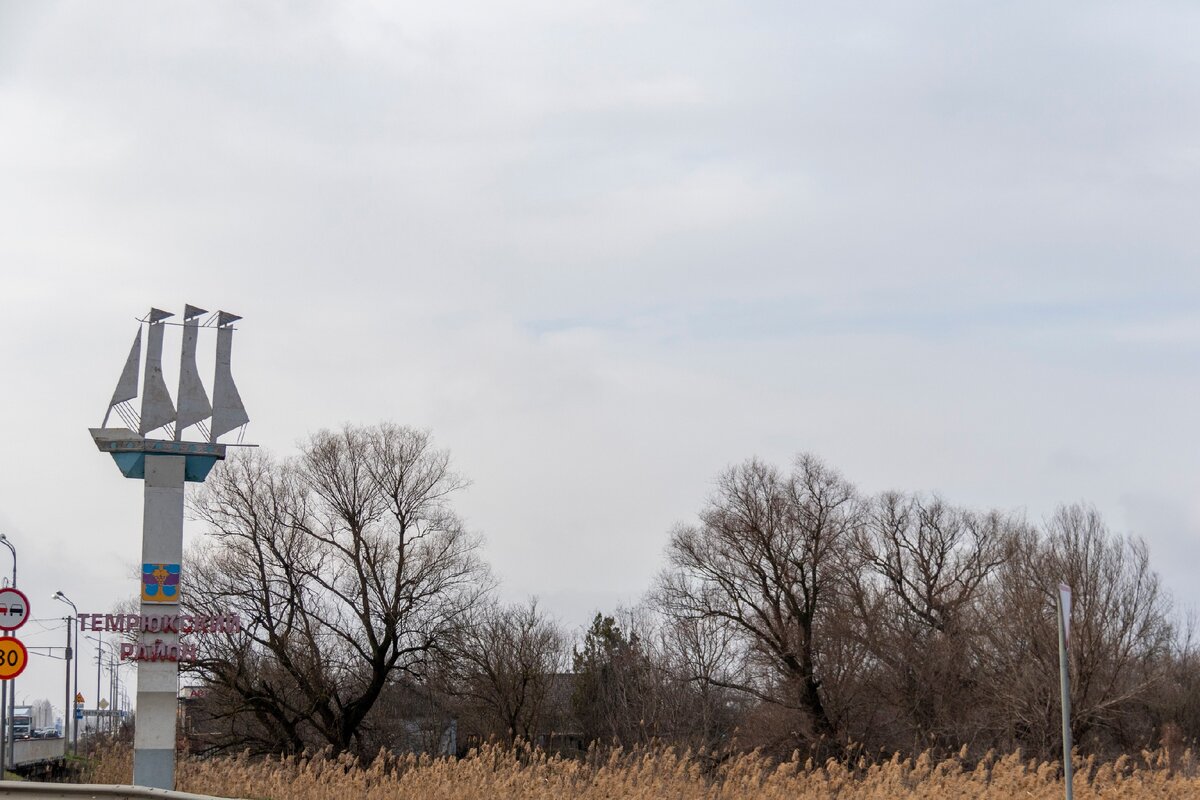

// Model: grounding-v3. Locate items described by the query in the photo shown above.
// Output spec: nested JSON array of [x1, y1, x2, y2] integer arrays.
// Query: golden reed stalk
[[85, 742, 1200, 800]]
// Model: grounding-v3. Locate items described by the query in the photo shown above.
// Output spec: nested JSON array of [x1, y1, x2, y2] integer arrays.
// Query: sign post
[[1058, 583, 1073, 800], [0, 588, 30, 772]]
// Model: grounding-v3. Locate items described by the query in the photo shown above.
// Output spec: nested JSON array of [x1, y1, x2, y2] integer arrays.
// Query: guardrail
[[11, 739, 65, 767], [0, 784, 239, 800]]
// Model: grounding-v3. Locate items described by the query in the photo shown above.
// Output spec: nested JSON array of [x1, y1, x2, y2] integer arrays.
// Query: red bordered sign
[[0, 638, 27, 680], [0, 587, 29, 632]]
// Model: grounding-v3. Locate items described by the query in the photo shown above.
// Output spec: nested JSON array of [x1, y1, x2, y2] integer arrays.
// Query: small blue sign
[[75, 709, 83, 720]]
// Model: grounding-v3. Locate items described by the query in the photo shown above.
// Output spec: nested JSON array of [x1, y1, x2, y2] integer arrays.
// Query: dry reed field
[[83, 744, 1200, 799]]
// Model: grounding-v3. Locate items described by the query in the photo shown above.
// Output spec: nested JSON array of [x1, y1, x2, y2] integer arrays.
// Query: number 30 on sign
[[0, 638, 28, 680]]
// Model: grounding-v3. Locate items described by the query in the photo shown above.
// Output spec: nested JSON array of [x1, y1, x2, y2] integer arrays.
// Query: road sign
[[0, 587, 30, 631], [75, 692, 85, 704], [0, 637, 28, 680], [99, 699, 109, 710], [75, 709, 83, 720]]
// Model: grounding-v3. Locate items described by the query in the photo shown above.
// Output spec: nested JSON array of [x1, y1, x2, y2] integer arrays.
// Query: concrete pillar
[[133, 455, 185, 790]]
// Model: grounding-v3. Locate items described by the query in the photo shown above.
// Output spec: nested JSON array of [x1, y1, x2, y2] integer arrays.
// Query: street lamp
[[0, 534, 15, 587], [86, 636, 104, 738], [0, 533, 14, 774], [53, 591, 79, 756], [87, 637, 121, 736]]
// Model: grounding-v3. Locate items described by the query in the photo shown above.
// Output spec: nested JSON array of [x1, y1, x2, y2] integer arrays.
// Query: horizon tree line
[[179, 422, 1192, 762]]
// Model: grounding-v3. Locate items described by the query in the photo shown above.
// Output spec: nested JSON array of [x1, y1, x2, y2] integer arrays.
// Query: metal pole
[[95, 642, 102, 739], [1, 672, 7, 778], [63, 620, 72, 755], [91, 639, 116, 736], [1057, 588, 1074, 800], [72, 617, 79, 755], [8, 562, 14, 769], [110, 649, 117, 735], [54, 593, 79, 756], [1, 534, 15, 771]]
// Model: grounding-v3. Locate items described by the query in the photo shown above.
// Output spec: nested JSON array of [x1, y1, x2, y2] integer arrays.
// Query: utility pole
[[95, 644, 102, 737], [90, 638, 118, 736], [112, 647, 123, 736], [74, 627, 79, 753], [63, 620, 72, 754], [54, 593, 79, 756]]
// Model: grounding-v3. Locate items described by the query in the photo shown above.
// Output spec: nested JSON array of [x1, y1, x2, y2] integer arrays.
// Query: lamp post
[[87, 637, 119, 736], [108, 646, 122, 735], [0, 533, 14, 775], [106, 644, 122, 735], [53, 592, 79, 756], [87, 636, 103, 738]]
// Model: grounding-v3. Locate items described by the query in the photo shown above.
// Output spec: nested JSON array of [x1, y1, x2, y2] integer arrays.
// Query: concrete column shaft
[[134, 455, 185, 790]]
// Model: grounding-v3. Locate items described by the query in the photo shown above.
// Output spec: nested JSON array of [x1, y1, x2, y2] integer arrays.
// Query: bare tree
[[655, 454, 861, 748], [846, 493, 1014, 750], [435, 598, 568, 743], [1150, 612, 1200, 753], [861, 493, 1010, 634], [982, 504, 1173, 755], [186, 423, 491, 756], [655, 611, 744, 750]]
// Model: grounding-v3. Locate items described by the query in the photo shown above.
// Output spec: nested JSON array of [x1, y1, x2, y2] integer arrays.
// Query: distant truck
[[12, 705, 32, 739]]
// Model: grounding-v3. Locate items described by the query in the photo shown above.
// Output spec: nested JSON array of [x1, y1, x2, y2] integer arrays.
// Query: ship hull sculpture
[[89, 306, 250, 790]]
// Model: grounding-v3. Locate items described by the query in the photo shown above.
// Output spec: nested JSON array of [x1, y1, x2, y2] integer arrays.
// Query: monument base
[[134, 747, 175, 790], [90, 428, 226, 483]]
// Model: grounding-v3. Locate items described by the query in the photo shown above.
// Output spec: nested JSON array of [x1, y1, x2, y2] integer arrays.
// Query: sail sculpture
[[98, 306, 249, 443], [210, 311, 249, 443], [102, 328, 142, 428], [175, 305, 212, 441], [140, 309, 177, 435]]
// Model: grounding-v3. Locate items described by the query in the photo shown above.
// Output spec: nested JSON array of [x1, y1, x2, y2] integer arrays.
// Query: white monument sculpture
[[89, 306, 249, 789]]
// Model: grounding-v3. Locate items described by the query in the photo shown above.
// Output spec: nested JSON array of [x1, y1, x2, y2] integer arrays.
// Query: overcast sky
[[2, 1, 1199, 719]]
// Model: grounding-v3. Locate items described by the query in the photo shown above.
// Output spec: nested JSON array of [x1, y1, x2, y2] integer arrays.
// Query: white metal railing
[[0, 784, 240, 800]]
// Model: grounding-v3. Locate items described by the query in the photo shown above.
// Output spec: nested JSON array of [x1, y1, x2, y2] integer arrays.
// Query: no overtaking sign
[[0, 587, 29, 632]]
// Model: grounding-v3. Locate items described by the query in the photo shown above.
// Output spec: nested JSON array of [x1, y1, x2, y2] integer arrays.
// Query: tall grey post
[[90, 307, 250, 790], [1057, 583, 1074, 800], [1, 533, 17, 775], [135, 455, 186, 787]]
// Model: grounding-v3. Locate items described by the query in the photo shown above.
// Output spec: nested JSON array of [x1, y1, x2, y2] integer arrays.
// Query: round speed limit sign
[[0, 638, 27, 680]]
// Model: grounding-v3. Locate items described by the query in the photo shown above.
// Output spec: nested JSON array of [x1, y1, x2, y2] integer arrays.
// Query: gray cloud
[[2, 0, 1199, 711]]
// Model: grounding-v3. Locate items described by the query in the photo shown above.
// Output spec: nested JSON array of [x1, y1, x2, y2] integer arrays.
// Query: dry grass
[[84, 743, 1200, 799]]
